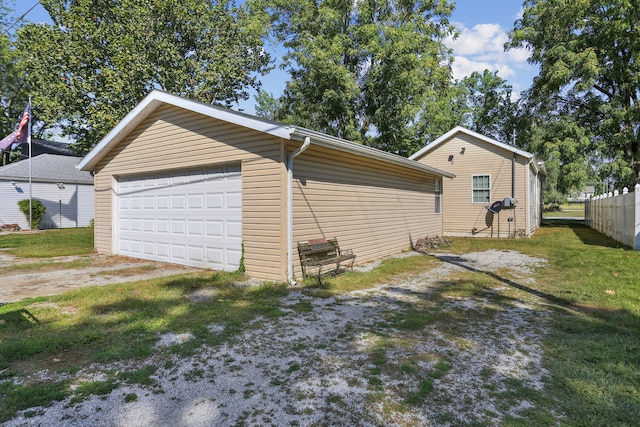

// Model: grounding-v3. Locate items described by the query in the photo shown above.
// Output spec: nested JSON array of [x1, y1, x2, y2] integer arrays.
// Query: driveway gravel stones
[[4, 250, 554, 426]]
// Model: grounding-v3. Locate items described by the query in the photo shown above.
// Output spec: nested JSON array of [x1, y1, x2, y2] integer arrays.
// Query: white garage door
[[116, 164, 242, 270]]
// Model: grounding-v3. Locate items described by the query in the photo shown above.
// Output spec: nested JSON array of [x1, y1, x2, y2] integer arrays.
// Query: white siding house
[[0, 154, 94, 230]]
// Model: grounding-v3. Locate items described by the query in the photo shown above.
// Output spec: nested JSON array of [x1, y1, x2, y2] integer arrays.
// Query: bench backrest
[[297, 238, 340, 261]]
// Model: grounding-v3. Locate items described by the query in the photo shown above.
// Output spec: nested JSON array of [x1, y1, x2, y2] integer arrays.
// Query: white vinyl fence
[[584, 184, 640, 249]]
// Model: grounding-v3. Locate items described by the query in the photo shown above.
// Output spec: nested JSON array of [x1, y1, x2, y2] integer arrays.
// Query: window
[[434, 178, 442, 214], [472, 175, 490, 203]]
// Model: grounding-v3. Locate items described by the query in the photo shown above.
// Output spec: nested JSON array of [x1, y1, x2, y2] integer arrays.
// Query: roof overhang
[[77, 90, 454, 179]]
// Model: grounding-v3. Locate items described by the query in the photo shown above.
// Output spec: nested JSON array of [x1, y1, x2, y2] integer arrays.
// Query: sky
[[15, 0, 536, 114]]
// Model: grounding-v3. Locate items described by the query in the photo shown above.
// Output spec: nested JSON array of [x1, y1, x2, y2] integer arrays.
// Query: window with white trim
[[472, 175, 490, 203], [434, 177, 442, 214]]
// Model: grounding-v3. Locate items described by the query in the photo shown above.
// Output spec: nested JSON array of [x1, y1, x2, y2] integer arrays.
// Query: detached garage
[[77, 90, 453, 283]]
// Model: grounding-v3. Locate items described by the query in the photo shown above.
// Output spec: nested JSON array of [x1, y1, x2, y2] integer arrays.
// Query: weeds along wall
[[584, 184, 640, 249]]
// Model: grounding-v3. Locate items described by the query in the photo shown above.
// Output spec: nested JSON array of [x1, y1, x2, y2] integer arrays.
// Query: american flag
[[15, 102, 30, 140], [0, 102, 30, 151]]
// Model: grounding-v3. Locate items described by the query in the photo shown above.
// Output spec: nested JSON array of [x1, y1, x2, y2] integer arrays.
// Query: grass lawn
[[543, 202, 585, 218], [0, 222, 639, 424], [0, 228, 94, 257]]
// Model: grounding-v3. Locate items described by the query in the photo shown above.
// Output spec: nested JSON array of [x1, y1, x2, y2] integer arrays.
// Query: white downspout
[[287, 136, 311, 285], [526, 159, 532, 236]]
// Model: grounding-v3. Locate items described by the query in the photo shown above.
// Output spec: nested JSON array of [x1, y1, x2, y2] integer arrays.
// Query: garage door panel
[[117, 165, 242, 270], [143, 241, 155, 256], [188, 246, 205, 262], [157, 243, 170, 258], [188, 194, 204, 209], [188, 220, 204, 235], [227, 221, 242, 238], [206, 221, 223, 237], [171, 244, 186, 260], [227, 249, 242, 266], [227, 193, 242, 209], [157, 220, 169, 233], [143, 196, 154, 209], [171, 220, 186, 234], [171, 195, 186, 209]]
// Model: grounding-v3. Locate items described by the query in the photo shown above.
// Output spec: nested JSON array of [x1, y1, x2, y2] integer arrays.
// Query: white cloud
[[450, 56, 515, 81], [445, 22, 533, 86], [445, 23, 506, 56]]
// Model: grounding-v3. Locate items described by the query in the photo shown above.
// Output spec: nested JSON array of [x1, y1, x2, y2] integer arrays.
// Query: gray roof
[[0, 154, 93, 184]]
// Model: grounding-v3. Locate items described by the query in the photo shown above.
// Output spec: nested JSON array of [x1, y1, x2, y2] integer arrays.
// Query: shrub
[[17, 199, 46, 230]]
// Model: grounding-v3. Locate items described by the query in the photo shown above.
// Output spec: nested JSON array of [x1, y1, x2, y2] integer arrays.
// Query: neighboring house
[[567, 185, 595, 203], [77, 90, 454, 283], [1, 139, 80, 165], [0, 154, 94, 230], [410, 126, 544, 238], [19, 139, 81, 159]]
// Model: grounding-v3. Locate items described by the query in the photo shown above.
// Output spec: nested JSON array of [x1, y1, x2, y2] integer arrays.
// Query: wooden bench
[[297, 237, 356, 281]]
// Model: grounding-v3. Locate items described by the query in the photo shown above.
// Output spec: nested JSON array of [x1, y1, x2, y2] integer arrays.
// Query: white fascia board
[[291, 127, 455, 179], [409, 126, 534, 161], [77, 90, 293, 171]]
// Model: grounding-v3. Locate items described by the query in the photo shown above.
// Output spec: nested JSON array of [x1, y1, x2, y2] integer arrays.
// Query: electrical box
[[503, 197, 518, 208]]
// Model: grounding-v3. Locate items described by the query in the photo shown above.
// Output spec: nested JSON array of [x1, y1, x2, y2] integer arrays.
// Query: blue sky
[[17, 0, 536, 114]]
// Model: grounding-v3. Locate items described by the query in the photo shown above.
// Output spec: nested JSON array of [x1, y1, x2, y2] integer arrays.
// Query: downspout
[[512, 153, 516, 199], [287, 136, 311, 285], [526, 159, 533, 236]]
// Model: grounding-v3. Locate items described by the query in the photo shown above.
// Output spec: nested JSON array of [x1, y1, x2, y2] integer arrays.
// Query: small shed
[[410, 126, 544, 238], [77, 90, 454, 282], [0, 154, 94, 230]]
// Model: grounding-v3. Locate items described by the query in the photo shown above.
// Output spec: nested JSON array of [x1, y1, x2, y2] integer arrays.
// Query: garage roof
[[77, 90, 454, 179]]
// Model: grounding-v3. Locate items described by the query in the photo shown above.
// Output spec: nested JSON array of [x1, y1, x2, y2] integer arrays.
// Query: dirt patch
[[0, 251, 202, 303]]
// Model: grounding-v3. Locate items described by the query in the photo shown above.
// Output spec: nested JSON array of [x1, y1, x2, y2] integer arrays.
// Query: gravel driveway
[[4, 250, 553, 426]]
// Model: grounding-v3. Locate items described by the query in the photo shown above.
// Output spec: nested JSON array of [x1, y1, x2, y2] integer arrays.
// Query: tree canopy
[[17, 0, 272, 153], [459, 69, 517, 144], [509, 0, 640, 188], [266, 0, 456, 156], [0, 3, 30, 139]]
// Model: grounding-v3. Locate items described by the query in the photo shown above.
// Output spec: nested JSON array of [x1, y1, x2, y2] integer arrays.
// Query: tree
[[268, 0, 456, 156], [0, 2, 30, 139], [508, 0, 640, 188], [254, 90, 281, 121], [459, 69, 518, 143], [16, 0, 272, 153], [413, 80, 468, 147]]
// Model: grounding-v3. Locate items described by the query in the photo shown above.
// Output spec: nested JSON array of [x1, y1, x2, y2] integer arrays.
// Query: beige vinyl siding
[[92, 104, 286, 280], [291, 144, 440, 279], [415, 133, 529, 237], [242, 154, 287, 280]]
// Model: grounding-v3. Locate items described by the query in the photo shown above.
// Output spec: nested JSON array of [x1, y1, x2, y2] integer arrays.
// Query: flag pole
[[28, 96, 32, 232]]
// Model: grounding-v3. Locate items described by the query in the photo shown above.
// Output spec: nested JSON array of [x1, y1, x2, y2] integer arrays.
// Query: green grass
[[0, 222, 639, 425], [543, 202, 585, 218], [440, 221, 640, 425], [0, 228, 94, 257]]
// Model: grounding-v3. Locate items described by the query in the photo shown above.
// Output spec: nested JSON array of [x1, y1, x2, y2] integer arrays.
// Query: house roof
[[409, 126, 541, 173], [77, 90, 455, 179], [17, 139, 81, 158], [0, 154, 93, 184]]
